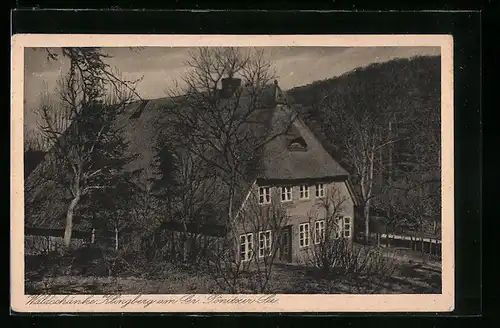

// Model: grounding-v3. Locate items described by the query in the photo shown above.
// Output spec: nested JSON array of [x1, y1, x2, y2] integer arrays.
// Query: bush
[[309, 240, 398, 286]]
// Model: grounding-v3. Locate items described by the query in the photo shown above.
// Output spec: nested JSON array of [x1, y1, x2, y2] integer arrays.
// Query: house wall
[[234, 179, 355, 265]]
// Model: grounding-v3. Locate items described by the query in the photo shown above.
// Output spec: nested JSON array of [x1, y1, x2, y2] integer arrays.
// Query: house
[[24, 77, 358, 264], [222, 79, 358, 264]]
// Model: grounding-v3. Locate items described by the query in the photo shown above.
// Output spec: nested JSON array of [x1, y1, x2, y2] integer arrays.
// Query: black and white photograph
[[11, 34, 454, 312]]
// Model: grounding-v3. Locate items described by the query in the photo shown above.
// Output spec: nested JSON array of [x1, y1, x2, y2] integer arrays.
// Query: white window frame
[[315, 183, 325, 198], [314, 220, 325, 244], [258, 230, 272, 258], [299, 223, 310, 248], [259, 187, 271, 205], [240, 233, 253, 261], [299, 185, 310, 199], [281, 186, 292, 202], [343, 217, 351, 238]]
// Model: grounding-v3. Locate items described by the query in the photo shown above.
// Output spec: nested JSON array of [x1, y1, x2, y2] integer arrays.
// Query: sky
[[24, 46, 440, 134]]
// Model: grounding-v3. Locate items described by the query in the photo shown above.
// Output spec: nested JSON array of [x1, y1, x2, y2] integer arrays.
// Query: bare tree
[[206, 190, 291, 293], [199, 190, 291, 293], [161, 47, 296, 292], [103, 174, 166, 277], [319, 94, 406, 243], [163, 148, 223, 264], [165, 47, 294, 221], [298, 185, 398, 293], [375, 100, 441, 254], [403, 103, 441, 251], [305, 185, 349, 276], [35, 48, 142, 248]]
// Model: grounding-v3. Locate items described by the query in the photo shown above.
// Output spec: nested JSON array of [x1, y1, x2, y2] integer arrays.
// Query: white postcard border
[[11, 34, 454, 313]]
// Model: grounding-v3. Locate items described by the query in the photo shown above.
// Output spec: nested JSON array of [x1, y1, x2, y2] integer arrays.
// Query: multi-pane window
[[299, 223, 310, 247], [343, 217, 351, 238], [259, 187, 271, 204], [258, 230, 272, 258], [315, 183, 325, 198], [299, 185, 310, 199], [314, 220, 325, 244], [240, 233, 253, 261], [281, 186, 292, 202]]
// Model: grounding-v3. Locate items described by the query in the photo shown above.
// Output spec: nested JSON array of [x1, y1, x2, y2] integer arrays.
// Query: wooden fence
[[355, 232, 442, 257], [24, 222, 226, 256]]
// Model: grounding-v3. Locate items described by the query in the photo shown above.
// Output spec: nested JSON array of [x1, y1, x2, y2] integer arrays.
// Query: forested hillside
[[287, 56, 441, 237]]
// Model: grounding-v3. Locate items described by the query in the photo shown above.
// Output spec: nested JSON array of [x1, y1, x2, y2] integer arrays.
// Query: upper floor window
[[299, 223, 310, 247], [259, 187, 271, 205], [316, 184, 325, 198], [281, 186, 292, 202], [343, 217, 351, 238], [299, 185, 310, 199], [240, 233, 253, 261], [314, 220, 325, 244], [258, 230, 272, 258]]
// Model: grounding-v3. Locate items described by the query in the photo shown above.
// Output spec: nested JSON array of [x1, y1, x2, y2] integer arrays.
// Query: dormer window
[[288, 137, 307, 151]]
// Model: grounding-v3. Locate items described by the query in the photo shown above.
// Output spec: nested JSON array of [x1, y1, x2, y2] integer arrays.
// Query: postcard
[[11, 34, 454, 312]]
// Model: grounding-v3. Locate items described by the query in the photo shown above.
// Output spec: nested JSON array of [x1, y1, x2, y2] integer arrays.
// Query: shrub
[[309, 240, 398, 289]]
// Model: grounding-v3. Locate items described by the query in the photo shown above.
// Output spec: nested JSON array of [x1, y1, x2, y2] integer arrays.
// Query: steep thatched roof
[[259, 105, 349, 181], [25, 80, 350, 231]]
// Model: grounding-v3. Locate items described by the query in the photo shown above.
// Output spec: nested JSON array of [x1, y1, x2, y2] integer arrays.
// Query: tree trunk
[[420, 222, 425, 257], [115, 227, 119, 250], [63, 194, 80, 248], [364, 144, 375, 244], [181, 223, 188, 261], [364, 201, 370, 244], [170, 231, 175, 259]]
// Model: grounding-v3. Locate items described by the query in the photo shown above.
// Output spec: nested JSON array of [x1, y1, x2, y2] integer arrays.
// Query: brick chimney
[[220, 77, 242, 98]]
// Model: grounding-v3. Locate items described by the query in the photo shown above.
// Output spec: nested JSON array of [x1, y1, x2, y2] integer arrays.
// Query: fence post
[[115, 227, 118, 250]]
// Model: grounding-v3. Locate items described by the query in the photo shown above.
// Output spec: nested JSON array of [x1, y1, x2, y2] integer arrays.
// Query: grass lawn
[[26, 246, 441, 294]]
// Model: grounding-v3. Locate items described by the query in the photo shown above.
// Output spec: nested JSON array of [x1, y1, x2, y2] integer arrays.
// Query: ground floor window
[[258, 230, 272, 257], [299, 223, 310, 247], [240, 233, 253, 261], [314, 220, 325, 244]]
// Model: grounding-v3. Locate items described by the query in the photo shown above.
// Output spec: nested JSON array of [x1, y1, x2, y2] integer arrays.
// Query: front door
[[279, 226, 292, 262]]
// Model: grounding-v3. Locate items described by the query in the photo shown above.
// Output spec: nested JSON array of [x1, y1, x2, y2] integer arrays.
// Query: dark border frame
[[10, 9, 482, 321]]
